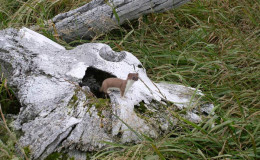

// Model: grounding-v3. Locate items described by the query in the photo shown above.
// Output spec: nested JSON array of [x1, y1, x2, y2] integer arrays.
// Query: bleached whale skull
[[0, 27, 213, 159]]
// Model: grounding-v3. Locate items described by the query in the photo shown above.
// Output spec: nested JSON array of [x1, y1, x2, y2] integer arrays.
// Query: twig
[[139, 77, 167, 101], [138, 77, 154, 96], [151, 81, 167, 100]]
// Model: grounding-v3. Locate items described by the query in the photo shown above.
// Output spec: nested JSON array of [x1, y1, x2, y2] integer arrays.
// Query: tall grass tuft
[[0, 0, 90, 29]]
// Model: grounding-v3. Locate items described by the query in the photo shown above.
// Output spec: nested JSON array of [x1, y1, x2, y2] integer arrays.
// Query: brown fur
[[100, 73, 138, 97]]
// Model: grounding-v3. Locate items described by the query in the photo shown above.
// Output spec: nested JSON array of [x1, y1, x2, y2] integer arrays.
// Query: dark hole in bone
[[137, 64, 143, 68], [202, 111, 209, 116], [80, 66, 116, 98], [0, 81, 21, 114], [116, 129, 123, 139], [134, 101, 147, 114]]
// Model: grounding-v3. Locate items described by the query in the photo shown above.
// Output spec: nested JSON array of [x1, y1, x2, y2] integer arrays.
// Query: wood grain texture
[[49, 0, 190, 41]]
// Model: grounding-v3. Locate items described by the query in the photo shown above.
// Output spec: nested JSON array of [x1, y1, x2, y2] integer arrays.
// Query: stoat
[[100, 73, 139, 98]]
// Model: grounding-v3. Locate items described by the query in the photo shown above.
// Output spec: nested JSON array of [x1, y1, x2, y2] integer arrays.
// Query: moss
[[86, 151, 96, 159], [134, 101, 156, 118], [44, 152, 73, 160], [133, 100, 178, 130], [0, 124, 9, 144], [67, 83, 112, 119], [134, 101, 147, 113], [74, 86, 112, 119], [92, 98, 111, 118], [72, 94, 78, 102], [23, 146, 31, 158], [67, 88, 80, 109], [44, 152, 61, 160], [0, 118, 22, 144]]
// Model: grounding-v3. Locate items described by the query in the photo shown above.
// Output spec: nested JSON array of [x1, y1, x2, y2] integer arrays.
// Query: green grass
[[90, 0, 260, 159], [1, 0, 260, 159], [0, 78, 29, 159], [0, 0, 90, 29]]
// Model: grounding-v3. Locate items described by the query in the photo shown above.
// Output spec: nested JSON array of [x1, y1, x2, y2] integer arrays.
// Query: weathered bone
[[0, 27, 213, 159]]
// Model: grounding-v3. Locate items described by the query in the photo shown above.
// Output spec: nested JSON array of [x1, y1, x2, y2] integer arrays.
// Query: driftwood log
[[43, 0, 190, 41]]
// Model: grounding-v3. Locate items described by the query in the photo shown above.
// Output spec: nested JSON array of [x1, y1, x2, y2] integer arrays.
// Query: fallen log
[[41, 0, 190, 41]]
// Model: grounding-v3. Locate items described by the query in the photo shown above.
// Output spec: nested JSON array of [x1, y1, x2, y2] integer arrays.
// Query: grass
[[0, 0, 90, 29], [0, 0, 260, 159], [0, 77, 29, 159]]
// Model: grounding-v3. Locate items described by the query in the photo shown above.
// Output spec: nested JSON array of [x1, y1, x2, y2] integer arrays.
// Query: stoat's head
[[127, 73, 139, 81]]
